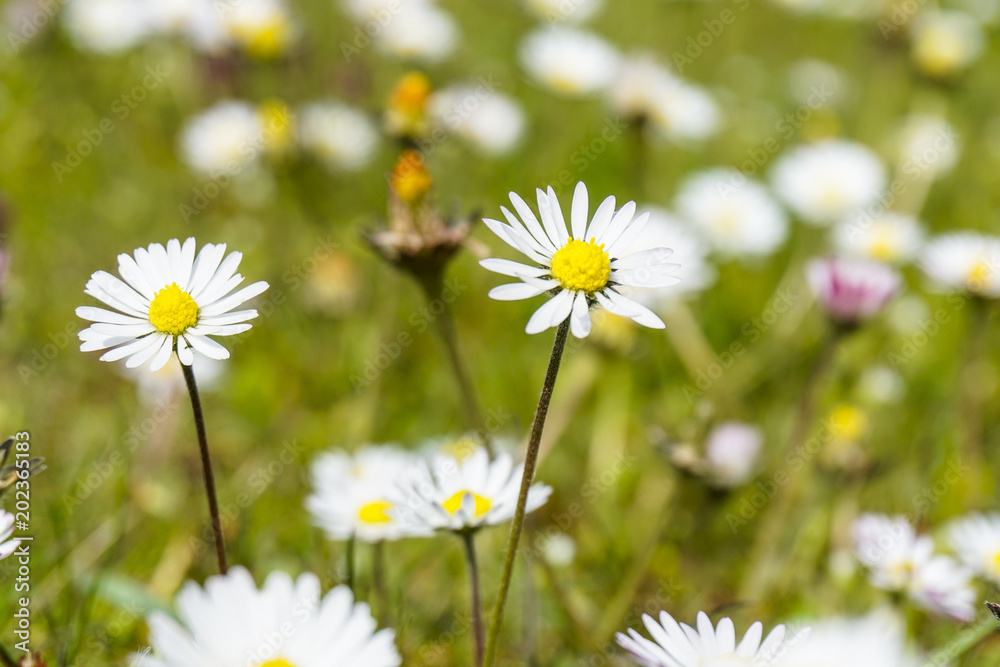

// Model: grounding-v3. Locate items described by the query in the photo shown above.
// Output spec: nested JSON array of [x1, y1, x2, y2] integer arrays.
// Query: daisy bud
[[806, 256, 902, 325]]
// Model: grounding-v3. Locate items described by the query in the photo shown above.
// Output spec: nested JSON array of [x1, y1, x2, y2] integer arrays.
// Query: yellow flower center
[[357, 500, 394, 525], [391, 149, 432, 205], [966, 260, 992, 292], [389, 72, 432, 120], [231, 13, 292, 59], [990, 551, 1000, 577], [257, 99, 294, 152], [550, 239, 611, 293], [442, 491, 492, 518], [830, 404, 867, 442], [914, 27, 965, 77], [148, 283, 199, 335], [869, 227, 899, 262], [259, 660, 295, 667]]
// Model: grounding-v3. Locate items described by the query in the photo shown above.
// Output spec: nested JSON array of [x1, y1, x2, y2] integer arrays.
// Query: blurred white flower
[[777, 612, 919, 667], [144, 0, 229, 52], [807, 257, 901, 324], [306, 445, 431, 543], [947, 512, 1000, 584], [298, 102, 379, 171], [770, 0, 888, 19], [520, 26, 619, 96], [833, 212, 924, 265], [704, 422, 763, 488], [143, 567, 401, 667], [121, 353, 225, 405], [179, 101, 265, 176], [220, 0, 297, 58], [771, 140, 886, 226], [340, 0, 430, 22], [788, 59, 848, 109], [523, 0, 602, 23], [910, 9, 984, 78], [63, 0, 151, 53], [920, 231, 1000, 297], [894, 114, 960, 180], [675, 169, 788, 258], [852, 513, 975, 621], [858, 365, 905, 404], [617, 610, 789, 667], [0, 511, 20, 560], [429, 84, 526, 156], [606, 54, 721, 143], [480, 182, 681, 337], [376, 3, 458, 63], [624, 207, 716, 302], [392, 448, 552, 532], [541, 531, 577, 567]]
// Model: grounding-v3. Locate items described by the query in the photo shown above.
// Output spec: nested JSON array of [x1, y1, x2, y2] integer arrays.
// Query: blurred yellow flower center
[[390, 72, 432, 119], [551, 239, 610, 293], [258, 99, 294, 152], [966, 260, 992, 291], [443, 491, 492, 517], [869, 227, 898, 262], [148, 283, 199, 335], [914, 28, 964, 77], [258, 660, 295, 667], [830, 404, 867, 442], [231, 14, 292, 59], [358, 500, 394, 524], [991, 552, 1000, 576], [391, 150, 432, 205]]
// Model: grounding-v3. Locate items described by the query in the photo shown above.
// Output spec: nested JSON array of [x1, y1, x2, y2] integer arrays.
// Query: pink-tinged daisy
[[616, 610, 789, 667], [806, 257, 901, 324], [480, 182, 680, 338], [77, 238, 268, 372]]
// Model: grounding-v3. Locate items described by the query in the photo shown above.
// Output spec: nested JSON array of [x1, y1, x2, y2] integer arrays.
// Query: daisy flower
[[908, 553, 976, 621], [376, 3, 458, 63], [480, 182, 680, 338], [62, 0, 151, 53], [674, 169, 788, 258], [392, 447, 552, 532], [894, 114, 960, 180], [947, 512, 1000, 584], [220, 0, 297, 58], [0, 510, 20, 560], [920, 231, 1000, 297], [76, 238, 269, 372], [306, 445, 431, 543], [298, 102, 380, 171], [771, 140, 887, 226], [428, 84, 526, 156], [179, 101, 265, 175], [833, 212, 924, 264], [704, 422, 764, 488], [616, 610, 789, 667], [143, 566, 401, 667], [806, 257, 902, 325], [776, 612, 919, 667], [910, 9, 984, 79], [519, 27, 619, 96], [523, 0, 602, 23]]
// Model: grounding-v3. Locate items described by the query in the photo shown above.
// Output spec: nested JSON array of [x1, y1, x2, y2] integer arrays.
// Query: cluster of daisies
[[62, 0, 297, 57], [852, 512, 1000, 622]]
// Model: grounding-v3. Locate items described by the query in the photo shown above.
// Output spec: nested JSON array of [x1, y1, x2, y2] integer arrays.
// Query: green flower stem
[[462, 531, 485, 667], [346, 535, 356, 591], [483, 319, 570, 667], [179, 346, 228, 575]]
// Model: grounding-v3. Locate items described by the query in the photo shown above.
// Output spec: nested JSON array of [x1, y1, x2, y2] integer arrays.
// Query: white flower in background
[[920, 232, 1000, 297], [771, 140, 887, 225], [806, 257, 902, 324], [121, 354, 225, 405], [675, 169, 788, 258], [340, 0, 430, 22], [624, 208, 715, 303], [858, 365, 905, 404], [833, 212, 924, 264], [540, 532, 577, 567], [298, 102, 379, 171], [480, 182, 681, 337], [523, 0, 602, 23], [777, 612, 919, 667], [144, 0, 229, 52], [947, 513, 1000, 584], [894, 114, 960, 180], [429, 84, 526, 156], [607, 55, 721, 143], [220, 0, 297, 58], [306, 446, 431, 543], [376, 3, 458, 62], [770, 0, 888, 18], [63, 0, 151, 53], [0, 511, 20, 560], [77, 238, 269, 372], [910, 9, 984, 78], [954, 0, 1000, 25], [704, 422, 763, 488], [143, 567, 401, 667], [179, 101, 265, 175], [852, 513, 975, 620], [520, 26, 619, 96], [616, 610, 789, 667], [788, 59, 848, 109], [392, 447, 552, 532]]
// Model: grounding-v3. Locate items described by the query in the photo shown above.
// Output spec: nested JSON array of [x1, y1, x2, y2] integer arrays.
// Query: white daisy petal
[[100, 335, 162, 363], [606, 211, 651, 256], [76, 306, 148, 326], [546, 186, 570, 244], [597, 291, 665, 329], [571, 181, 589, 239], [570, 292, 592, 338], [508, 193, 557, 252], [185, 334, 231, 360], [149, 337, 176, 371], [525, 288, 574, 334], [198, 281, 269, 317], [479, 258, 549, 278], [585, 195, 616, 241], [489, 282, 554, 301], [536, 188, 565, 248], [125, 335, 170, 369]]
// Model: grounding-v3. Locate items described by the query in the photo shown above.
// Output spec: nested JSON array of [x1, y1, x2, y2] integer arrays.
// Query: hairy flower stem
[[180, 348, 228, 575], [483, 319, 570, 667], [462, 531, 485, 667]]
